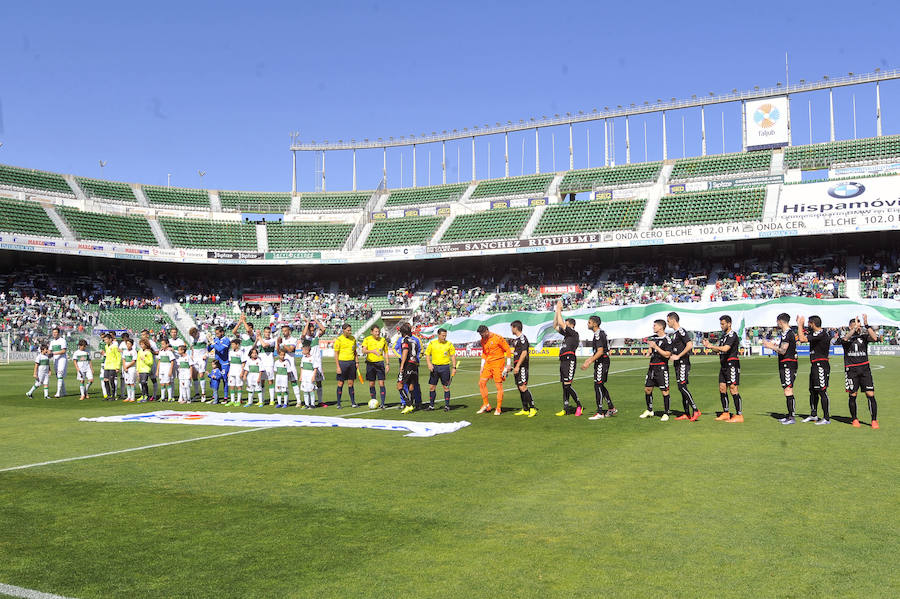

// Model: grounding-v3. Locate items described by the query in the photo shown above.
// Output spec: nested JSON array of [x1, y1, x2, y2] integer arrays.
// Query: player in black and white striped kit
[[667, 312, 699, 421], [798, 314, 833, 425], [703, 315, 744, 423], [510, 320, 537, 417], [640, 319, 673, 421], [581, 315, 615, 419]]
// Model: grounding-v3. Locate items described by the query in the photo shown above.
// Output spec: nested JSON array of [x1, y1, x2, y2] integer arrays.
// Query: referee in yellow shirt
[[425, 328, 458, 411], [362, 325, 390, 409], [333, 323, 359, 408]]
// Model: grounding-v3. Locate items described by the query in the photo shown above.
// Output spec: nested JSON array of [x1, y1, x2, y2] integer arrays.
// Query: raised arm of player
[[862, 313, 881, 341], [554, 300, 565, 331]]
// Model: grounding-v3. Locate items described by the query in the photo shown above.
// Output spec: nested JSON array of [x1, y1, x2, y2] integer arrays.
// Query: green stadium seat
[[57, 206, 157, 246], [558, 163, 662, 194], [363, 216, 444, 247], [0, 164, 72, 195], [75, 177, 138, 203], [159, 217, 257, 249], [143, 185, 211, 208], [0, 198, 60, 236], [653, 187, 766, 227], [99, 308, 174, 334], [784, 134, 900, 170], [297, 191, 371, 210], [470, 174, 553, 199], [533, 199, 646, 235], [439, 208, 533, 243], [670, 151, 772, 180], [385, 183, 469, 207], [266, 222, 352, 250], [219, 191, 292, 213]]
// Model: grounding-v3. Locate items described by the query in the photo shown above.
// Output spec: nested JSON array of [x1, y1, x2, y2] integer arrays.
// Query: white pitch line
[[0, 582, 77, 599], [0, 427, 267, 473]]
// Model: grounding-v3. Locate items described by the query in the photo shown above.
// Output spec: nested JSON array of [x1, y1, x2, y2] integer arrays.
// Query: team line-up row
[[24, 307, 882, 428]]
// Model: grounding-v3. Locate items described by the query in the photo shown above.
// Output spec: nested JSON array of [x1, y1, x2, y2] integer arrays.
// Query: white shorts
[[158, 371, 173, 385], [228, 372, 243, 387], [246, 374, 260, 391], [301, 380, 316, 393], [124, 368, 137, 385], [192, 357, 208, 372], [76, 367, 94, 382], [54, 357, 68, 377], [259, 364, 275, 382], [274, 374, 289, 392], [35, 368, 50, 385]]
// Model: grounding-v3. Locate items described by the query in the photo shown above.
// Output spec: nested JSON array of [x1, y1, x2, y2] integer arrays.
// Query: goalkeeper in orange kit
[[476, 324, 511, 415]]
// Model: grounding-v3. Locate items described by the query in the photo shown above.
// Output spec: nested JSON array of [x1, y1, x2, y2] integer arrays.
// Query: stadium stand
[[218, 190, 292, 212], [75, 177, 138, 203], [470, 174, 553, 199], [558, 162, 662, 193], [785, 134, 900, 170], [0, 197, 61, 236], [56, 207, 158, 246], [143, 185, 211, 208], [266, 221, 352, 250], [533, 198, 646, 235], [712, 252, 847, 300], [670, 150, 772, 180], [0, 164, 72, 195], [297, 191, 371, 210], [363, 215, 444, 247], [99, 307, 175, 334], [159, 217, 257, 249], [860, 252, 900, 299], [438, 208, 533, 242], [385, 183, 469, 206], [653, 187, 766, 227]]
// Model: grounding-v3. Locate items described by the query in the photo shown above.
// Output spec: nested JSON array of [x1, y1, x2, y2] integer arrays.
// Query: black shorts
[[103, 369, 118, 381], [809, 360, 830, 391], [559, 357, 576, 384], [428, 365, 452, 387], [645, 364, 670, 390], [845, 365, 874, 393], [593, 359, 610, 384], [365, 362, 386, 381], [336, 360, 357, 381], [139, 373, 150, 384], [514, 364, 529, 387], [398, 365, 419, 386], [673, 359, 690, 384], [719, 361, 740, 385], [778, 360, 798, 389]]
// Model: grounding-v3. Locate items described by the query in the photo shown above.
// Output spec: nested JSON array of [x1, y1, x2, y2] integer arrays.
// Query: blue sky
[[0, 0, 897, 193]]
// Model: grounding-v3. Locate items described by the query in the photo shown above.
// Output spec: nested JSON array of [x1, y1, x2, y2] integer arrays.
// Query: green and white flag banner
[[421, 298, 900, 345]]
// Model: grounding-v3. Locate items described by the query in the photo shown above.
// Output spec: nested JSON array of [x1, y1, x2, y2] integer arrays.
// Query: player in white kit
[[277, 324, 303, 406], [49, 327, 68, 397], [227, 338, 246, 406], [188, 327, 210, 401], [156, 338, 176, 402], [71, 339, 94, 400], [121, 338, 138, 402], [273, 348, 291, 408], [176, 345, 193, 403], [243, 347, 263, 407], [27, 345, 52, 399], [256, 327, 277, 406]]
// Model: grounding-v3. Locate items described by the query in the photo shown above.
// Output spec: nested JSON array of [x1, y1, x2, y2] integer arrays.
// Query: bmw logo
[[827, 182, 865, 199]]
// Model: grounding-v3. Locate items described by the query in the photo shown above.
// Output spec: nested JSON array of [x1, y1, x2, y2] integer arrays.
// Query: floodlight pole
[[625, 116, 631, 164], [291, 150, 297, 193], [534, 128, 540, 173], [413, 144, 417, 187], [876, 81, 882, 137], [603, 120, 609, 167], [471, 137, 476, 181], [701, 105, 707, 156], [568, 123, 574, 170], [829, 88, 835, 142], [661, 111, 668, 160], [741, 101, 747, 151], [382, 147, 387, 187], [504, 132, 509, 177], [352, 149, 357, 191], [442, 141, 446, 184], [321, 151, 326, 192]]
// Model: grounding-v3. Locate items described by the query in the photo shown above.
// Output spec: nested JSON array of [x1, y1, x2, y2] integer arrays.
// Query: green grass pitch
[[0, 355, 898, 598]]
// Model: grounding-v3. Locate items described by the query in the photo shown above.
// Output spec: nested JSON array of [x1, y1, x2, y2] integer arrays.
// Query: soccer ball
[[368, 399, 379, 409]]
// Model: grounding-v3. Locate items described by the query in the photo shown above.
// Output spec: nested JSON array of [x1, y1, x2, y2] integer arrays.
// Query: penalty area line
[[0, 427, 268, 474], [0, 581, 77, 599]]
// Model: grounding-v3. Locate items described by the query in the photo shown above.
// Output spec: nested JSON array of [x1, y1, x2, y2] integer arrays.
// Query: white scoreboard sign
[[746, 96, 790, 150]]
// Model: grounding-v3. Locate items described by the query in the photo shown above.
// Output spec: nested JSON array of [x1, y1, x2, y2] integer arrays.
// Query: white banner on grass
[[79, 411, 470, 438]]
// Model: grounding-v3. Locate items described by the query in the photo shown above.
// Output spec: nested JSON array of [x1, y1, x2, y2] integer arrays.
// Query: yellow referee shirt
[[103, 343, 122, 371], [333, 335, 358, 361], [425, 339, 455, 366], [362, 335, 389, 363]]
